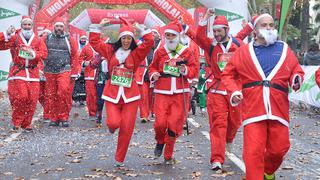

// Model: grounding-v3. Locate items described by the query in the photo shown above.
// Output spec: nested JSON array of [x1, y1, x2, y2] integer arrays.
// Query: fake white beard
[[22, 29, 33, 39], [258, 29, 278, 46], [165, 36, 180, 51]]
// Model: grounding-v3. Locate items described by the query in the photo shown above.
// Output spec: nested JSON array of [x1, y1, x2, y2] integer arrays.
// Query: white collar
[[115, 47, 131, 64]]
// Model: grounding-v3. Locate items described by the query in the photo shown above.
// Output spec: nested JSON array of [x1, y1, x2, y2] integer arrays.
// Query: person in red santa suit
[[180, 10, 246, 171], [148, 21, 197, 164], [316, 67, 320, 88], [38, 29, 52, 123], [88, 17, 154, 166], [135, 27, 162, 123], [3, 16, 48, 131], [222, 14, 304, 180], [79, 37, 98, 120], [72, 32, 88, 106], [44, 17, 80, 127]]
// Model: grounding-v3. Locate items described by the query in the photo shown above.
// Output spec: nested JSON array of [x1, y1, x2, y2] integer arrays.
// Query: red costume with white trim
[[89, 18, 154, 163], [316, 67, 320, 88], [44, 17, 80, 123], [79, 44, 98, 117], [4, 16, 48, 129], [135, 58, 151, 119], [222, 41, 304, 179], [148, 21, 198, 161], [186, 15, 245, 165]]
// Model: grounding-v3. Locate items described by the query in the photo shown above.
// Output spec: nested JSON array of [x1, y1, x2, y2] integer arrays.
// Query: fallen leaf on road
[[105, 173, 116, 177], [125, 173, 138, 177], [281, 166, 294, 170], [55, 167, 65, 172], [190, 171, 202, 179], [211, 171, 235, 177], [91, 168, 103, 172], [71, 159, 81, 163], [130, 142, 139, 147], [84, 174, 100, 178]]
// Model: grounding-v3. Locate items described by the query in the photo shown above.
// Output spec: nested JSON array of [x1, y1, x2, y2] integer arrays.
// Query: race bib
[[163, 63, 180, 77], [111, 66, 133, 88], [217, 52, 234, 71], [18, 48, 34, 59]]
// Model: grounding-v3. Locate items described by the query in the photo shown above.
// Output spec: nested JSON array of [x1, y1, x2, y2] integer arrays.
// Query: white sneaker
[[226, 142, 233, 153], [211, 162, 222, 173]]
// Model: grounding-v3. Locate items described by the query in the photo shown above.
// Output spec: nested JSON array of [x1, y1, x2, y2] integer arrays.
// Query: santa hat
[[54, 17, 65, 27], [212, 15, 229, 29], [151, 26, 162, 37], [118, 17, 134, 39], [79, 31, 87, 39], [21, 15, 32, 24], [252, 13, 273, 27], [164, 21, 182, 36]]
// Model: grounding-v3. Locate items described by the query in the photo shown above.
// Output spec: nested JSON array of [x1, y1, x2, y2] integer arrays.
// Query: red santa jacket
[[221, 41, 304, 127], [79, 44, 97, 80], [135, 58, 148, 85], [316, 67, 320, 88], [4, 31, 48, 82], [0, 32, 6, 50], [148, 44, 197, 94], [187, 40, 200, 84], [89, 31, 154, 104]]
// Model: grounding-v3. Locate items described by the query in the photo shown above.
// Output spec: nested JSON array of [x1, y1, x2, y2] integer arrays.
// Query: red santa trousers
[[243, 120, 290, 180], [45, 72, 71, 122], [206, 92, 241, 164], [149, 87, 155, 115], [39, 81, 51, 120], [154, 93, 187, 160], [85, 80, 97, 117], [105, 99, 139, 163], [8, 80, 39, 128], [138, 82, 150, 119], [67, 79, 76, 115]]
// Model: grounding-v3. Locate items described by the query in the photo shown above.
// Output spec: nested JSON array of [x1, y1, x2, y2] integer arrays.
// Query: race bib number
[[18, 48, 34, 59], [111, 66, 133, 88], [163, 63, 180, 77], [217, 52, 233, 71]]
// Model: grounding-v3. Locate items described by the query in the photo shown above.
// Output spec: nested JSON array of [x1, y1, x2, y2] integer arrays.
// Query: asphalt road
[[0, 92, 319, 180]]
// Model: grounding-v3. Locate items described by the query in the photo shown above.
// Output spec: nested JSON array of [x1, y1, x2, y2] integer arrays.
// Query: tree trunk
[[301, 0, 309, 51]]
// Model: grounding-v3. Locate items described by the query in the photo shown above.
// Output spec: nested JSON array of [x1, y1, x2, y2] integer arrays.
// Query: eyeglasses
[[22, 23, 32, 26]]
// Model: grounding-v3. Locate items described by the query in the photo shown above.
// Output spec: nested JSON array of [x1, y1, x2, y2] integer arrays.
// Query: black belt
[[139, 65, 148, 68], [13, 64, 37, 76], [243, 80, 288, 94]]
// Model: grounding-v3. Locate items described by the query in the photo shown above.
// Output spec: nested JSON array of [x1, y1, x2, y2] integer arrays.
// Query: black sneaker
[[154, 143, 164, 158], [49, 121, 59, 127], [96, 119, 102, 128], [61, 121, 69, 127]]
